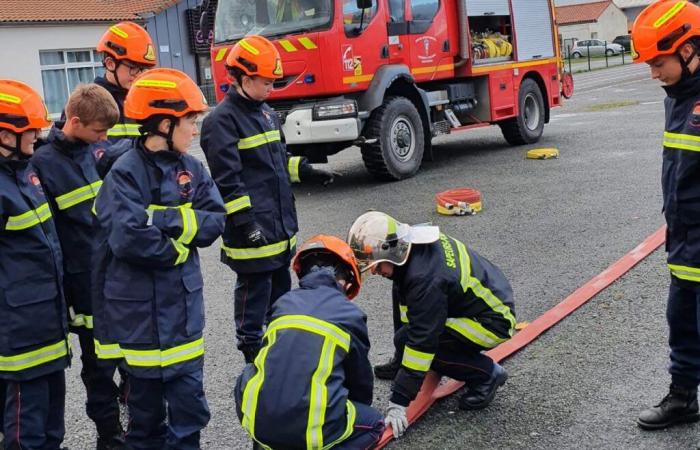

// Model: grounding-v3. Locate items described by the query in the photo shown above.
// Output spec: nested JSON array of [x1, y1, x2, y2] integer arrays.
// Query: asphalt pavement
[[62, 63, 699, 449]]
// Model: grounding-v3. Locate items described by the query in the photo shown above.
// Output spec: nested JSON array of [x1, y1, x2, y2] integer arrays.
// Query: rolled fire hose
[[435, 188, 482, 216]]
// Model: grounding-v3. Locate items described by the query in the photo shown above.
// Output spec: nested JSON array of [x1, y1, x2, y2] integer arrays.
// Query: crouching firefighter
[[0, 80, 70, 448], [201, 35, 336, 364], [235, 235, 385, 449], [93, 68, 225, 449], [347, 211, 516, 439]]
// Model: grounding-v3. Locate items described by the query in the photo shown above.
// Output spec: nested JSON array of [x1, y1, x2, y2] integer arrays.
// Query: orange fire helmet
[[0, 79, 51, 133], [225, 35, 283, 79], [97, 22, 157, 66], [292, 235, 362, 300], [124, 68, 208, 121], [631, 0, 700, 63]]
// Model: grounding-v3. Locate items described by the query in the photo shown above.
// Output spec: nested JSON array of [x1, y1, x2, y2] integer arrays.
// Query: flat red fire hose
[[376, 226, 666, 448]]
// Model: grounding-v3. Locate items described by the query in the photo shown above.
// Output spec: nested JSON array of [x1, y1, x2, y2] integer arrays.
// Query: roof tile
[[556, 1, 614, 26], [0, 0, 180, 23]]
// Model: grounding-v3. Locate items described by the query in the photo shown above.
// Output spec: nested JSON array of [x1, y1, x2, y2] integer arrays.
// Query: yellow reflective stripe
[[109, 25, 129, 38], [0, 92, 21, 104], [664, 131, 700, 152], [399, 304, 408, 323], [107, 123, 141, 137], [387, 216, 397, 236], [654, 1, 687, 28], [69, 314, 94, 329], [225, 196, 251, 214], [0, 340, 68, 372], [453, 237, 516, 332], [267, 315, 351, 351], [288, 156, 301, 183], [307, 339, 334, 448], [178, 207, 197, 245], [241, 329, 278, 439], [121, 337, 204, 367], [94, 339, 123, 360], [669, 263, 700, 282], [215, 47, 228, 62], [445, 317, 508, 348], [323, 400, 356, 450], [172, 239, 190, 265], [239, 38, 261, 55], [401, 345, 434, 372], [238, 130, 281, 150], [5, 202, 52, 231], [279, 39, 298, 52], [134, 79, 177, 89], [55, 180, 102, 210], [298, 37, 317, 50], [222, 235, 297, 260]]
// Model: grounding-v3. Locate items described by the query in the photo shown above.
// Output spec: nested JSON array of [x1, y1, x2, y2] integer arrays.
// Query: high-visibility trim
[[298, 37, 317, 50], [69, 314, 94, 329], [401, 345, 434, 372], [445, 317, 508, 348], [225, 196, 252, 214], [669, 263, 700, 282], [288, 156, 301, 183], [279, 39, 298, 52], [55, 180, 102, 211], [238, 130, 281, 150], [222, 235, 297, 260], [387, 216, 397, 236], [147, 203, 197, 245], [94, 339, 123, 360], [5, 202, 52, 231], [241, 329, 278, 440], [134, 79, 177, 89], [121, 337, 204, 367], [663, 131, 700, 152], [215, 48, 228, 62], [0, 92, 21, 104], [172, 239, 190, 265], [307, 339, 335, 448], [342, 74, 374, 84], [239, 39, 261, 55], [107, 123, 141, 137], [109, 25, 129, 38], [411, 63, 454, 75], [453, 236, 517, 332], [324, 400, 357, 449], [0, 340, 68, 372], [267, 315, 351, 351], [654, 1, 686, 28], [399, 304, 408, 323]]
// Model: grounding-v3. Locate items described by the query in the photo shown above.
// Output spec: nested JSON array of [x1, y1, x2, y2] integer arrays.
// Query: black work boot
[[374, 357, 400, 380], [96, 422, 126, 450], [459, 363, 508, 410], [637, 384, 699, 430]]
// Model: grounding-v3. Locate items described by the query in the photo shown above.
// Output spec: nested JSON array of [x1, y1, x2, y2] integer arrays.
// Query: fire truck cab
[[209, 0, 571, 180]]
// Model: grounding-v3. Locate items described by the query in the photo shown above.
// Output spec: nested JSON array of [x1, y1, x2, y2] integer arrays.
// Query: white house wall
[[558, 4, 629, 43], [0, 24, 106, 98]]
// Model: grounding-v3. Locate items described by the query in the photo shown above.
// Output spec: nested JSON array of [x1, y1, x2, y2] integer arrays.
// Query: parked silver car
[[570, 39, 624, 58]]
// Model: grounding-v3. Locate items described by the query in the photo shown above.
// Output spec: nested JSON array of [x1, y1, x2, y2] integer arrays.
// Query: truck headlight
[[312, 100, 358, 120]]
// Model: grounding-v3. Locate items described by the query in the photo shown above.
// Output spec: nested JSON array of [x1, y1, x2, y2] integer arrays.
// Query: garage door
[[512, 0, 554, 60]]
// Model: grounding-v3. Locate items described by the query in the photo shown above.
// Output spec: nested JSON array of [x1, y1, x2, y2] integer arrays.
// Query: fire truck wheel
[[361, 96, 425, 180], [499, 78, 545, 146]]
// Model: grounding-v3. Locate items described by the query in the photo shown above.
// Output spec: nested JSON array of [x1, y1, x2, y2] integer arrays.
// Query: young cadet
[[93, 68, 225, 449], [347, 211, 516, 439], [235, 235, 385, 449], [31, 84, 124, 449], [0, 80, 70, 448], [201, 35, 336, 363], [631, 1, 700, 431], [93, 21, 157, 176]]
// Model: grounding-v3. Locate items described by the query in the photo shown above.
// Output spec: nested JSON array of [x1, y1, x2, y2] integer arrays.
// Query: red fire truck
[[206, 0, 573, 180]]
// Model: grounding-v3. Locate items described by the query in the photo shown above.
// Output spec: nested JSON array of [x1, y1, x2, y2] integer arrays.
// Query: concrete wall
[[0, 24, 105, 96]]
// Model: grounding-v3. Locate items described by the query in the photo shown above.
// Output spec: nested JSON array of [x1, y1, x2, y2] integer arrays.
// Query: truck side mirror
[[356, 0, 373, 10]]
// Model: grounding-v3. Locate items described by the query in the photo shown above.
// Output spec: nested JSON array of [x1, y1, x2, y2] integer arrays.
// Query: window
[[410, 0, 438, 34], [343, 0, 378, 36], [39, 49, 105, 116]]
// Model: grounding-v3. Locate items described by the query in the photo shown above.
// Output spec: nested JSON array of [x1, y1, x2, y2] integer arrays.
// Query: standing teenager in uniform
[[201, 35, 335, 363], [631, 0, 700, 431], [0, 80, 70, 449], [32, 84, 124, 449], [93, 69, 225, 449]]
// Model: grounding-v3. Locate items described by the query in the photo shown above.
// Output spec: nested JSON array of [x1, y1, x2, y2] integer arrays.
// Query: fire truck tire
[[361, 96, 424, 180], [499, 78, 545, 146]]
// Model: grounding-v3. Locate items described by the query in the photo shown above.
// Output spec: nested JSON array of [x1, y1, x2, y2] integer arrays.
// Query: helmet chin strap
[[0, 132, 24, 159], [149, 118, 178, 152], [105, 58, 127, 91], [679, 45, 699, 78]]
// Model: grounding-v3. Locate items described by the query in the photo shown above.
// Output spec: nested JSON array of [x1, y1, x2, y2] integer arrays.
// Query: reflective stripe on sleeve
[[238, 130, 281, 150], [55, 180, 103, 210], [5, 203, 52, 231], [288, 156, 301, 183], [663, 131, 700, 152], [401, 345, 434, 372], [399, 304, 408, 323], [222, 235, 297, 260], [224, 196, 251, 215]]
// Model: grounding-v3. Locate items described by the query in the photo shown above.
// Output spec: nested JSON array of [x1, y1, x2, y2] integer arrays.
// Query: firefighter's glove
[[299, 165, 339, 186], [384, 402, 408, 438], [239, 221, 269, 247]]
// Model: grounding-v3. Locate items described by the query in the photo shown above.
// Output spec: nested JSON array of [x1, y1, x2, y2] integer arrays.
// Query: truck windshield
[[214, 0, 332, 43]]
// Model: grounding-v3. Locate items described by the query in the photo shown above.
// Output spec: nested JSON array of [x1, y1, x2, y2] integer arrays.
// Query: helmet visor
[[348, 212, 412, 272]]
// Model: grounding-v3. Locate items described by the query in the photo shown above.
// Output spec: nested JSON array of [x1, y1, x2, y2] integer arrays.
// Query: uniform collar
[[47, 122, 90, 156], [663, 69, 700, 99], [299, 269, 345, 294], [94, 76, 126, 103], [136, 137, 181, 167], [227, 87, 265, 110], [0, 155, 28, 173]]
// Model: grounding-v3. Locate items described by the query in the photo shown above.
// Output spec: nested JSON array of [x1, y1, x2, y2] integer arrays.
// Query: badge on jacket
[[177, 170, 193, 199], [690, 102, 700, 128], [28, 171, 44, 195]]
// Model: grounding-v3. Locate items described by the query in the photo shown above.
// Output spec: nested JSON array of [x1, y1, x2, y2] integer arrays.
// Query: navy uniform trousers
[[667, 277, 700, 388]]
